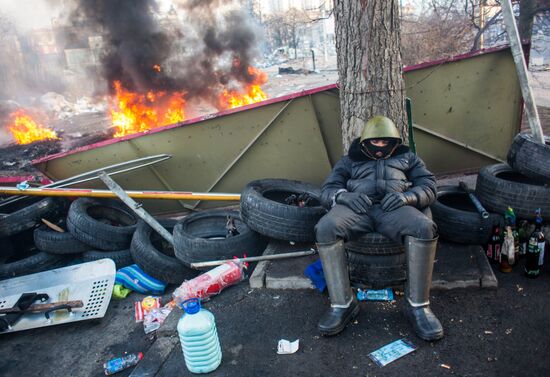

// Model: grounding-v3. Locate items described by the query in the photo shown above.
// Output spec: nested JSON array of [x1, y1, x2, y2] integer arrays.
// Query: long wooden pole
[[501, 0, 544, 144], [0, 186, 241, 201]]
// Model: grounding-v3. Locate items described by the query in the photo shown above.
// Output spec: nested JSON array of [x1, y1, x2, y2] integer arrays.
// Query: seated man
[[314, 115, 443, 341]]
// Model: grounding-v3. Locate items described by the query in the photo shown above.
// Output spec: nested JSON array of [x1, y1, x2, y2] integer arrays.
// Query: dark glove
[[381, 192, 417, 212], [336, 192, 372, 214]]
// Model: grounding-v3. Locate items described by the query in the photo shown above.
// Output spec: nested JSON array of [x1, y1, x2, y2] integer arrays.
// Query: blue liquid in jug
[[178, 299, 222, 373]]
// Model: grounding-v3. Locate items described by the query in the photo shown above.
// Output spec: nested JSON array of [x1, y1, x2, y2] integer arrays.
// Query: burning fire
[[110, 65, 268, 138], [218, 66, 268, 109], [7, 110, 59, 145], [110, 81, 186, 138]]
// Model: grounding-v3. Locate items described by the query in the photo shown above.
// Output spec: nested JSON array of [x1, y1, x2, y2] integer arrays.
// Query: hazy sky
[[0, 0, 174, 32], [0, 0, 65, 31]]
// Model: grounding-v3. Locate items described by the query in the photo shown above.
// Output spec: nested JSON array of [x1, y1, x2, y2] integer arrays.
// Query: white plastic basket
[[0, 259, 116, 334]]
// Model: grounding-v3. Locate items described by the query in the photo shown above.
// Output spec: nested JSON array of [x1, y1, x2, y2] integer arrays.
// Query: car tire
[[34, 224, 92, 254], [131, 220, 198, 283], [507, 133, 550, 184], [174, 209, 267, 269], [240, 179, 326, 242], [0, 251, 70, 280], [82, 249, 133, 269], [0, 197, 67, 238], [347, 252, 406, 289], [431, 186, 504, 244], [475, 163, 550, 220], [67, 198, 138, 251]]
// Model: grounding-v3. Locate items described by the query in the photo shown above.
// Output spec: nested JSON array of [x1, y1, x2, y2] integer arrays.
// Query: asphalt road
[[1, 258, 549, 377]]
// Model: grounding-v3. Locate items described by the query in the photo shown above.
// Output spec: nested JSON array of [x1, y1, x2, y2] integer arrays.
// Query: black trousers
[[315, 204, 437, 244]]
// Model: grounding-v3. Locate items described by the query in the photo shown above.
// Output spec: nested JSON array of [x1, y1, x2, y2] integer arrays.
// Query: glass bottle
[[486, 225, 502, 263], [524, 210, 545, 278], [500, 226, 514, 273]]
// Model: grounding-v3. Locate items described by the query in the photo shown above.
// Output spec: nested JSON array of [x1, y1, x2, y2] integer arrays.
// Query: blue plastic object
[[115, 264, 167, 294], [304, 259, 326, 292], [181, 298, 201, 315], [178, 298, 222, 373]]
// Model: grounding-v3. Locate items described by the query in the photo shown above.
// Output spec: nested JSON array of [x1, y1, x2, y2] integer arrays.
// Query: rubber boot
[[316, 239, 359, 336], [403, 236, 444, 341]]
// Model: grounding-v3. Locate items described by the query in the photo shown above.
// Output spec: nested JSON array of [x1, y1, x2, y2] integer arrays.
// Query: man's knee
[[315, 215, 341, 243], [413, 217, 437, 239]]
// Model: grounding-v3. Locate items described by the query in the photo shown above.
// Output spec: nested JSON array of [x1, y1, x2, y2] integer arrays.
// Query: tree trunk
[[334, 0, 406, 152], [519, 0, 537, 42]]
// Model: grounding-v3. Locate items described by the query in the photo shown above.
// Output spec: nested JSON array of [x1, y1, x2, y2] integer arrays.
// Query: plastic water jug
[[177, 298, 222, 374]]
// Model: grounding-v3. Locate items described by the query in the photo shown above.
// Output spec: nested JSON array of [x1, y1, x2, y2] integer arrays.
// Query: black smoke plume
[[71, 0, 262, 106]]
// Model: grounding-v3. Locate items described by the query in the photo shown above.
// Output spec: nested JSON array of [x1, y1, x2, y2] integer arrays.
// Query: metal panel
[[404, 47, 522, 173], [36, 90, 337, 214], [34, 47, 523, 214]]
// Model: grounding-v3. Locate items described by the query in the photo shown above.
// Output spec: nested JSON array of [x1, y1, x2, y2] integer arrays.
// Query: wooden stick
[[501, 0, 544, 143], [0, 300, 83, 314]]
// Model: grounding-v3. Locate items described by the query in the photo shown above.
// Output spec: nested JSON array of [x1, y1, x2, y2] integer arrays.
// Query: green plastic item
[[112, 284, 132, 299]]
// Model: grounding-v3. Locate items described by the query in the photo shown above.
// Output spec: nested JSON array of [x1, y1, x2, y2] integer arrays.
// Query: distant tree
[[400, 0, 550, 65], [263, 8, 309, 59], [401, 2, 472, 65]]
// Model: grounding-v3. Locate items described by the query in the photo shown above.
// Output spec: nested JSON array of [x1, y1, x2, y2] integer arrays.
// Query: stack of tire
[[239, 178, 408, 288], [476, 133, 550, 221], [432, 133, 550, 245], [33, 198, 139, 271], [0, 192, 271, 285], [0, 197, 69, 280], [140, 209, 269, 284]]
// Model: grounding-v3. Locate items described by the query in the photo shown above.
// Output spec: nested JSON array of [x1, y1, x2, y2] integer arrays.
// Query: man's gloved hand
[[336, 192, 372, 214], [381, 192, 417, 212]]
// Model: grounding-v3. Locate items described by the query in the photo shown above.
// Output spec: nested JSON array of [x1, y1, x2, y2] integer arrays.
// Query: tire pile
[[0, 197, 269, 284], [432, 132, 550, 244], [239, 178, 408, 288]]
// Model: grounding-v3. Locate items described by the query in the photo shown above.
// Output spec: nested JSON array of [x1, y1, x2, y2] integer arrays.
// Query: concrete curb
[[251, 240, 498, 291], [249, 242, 277, 288]]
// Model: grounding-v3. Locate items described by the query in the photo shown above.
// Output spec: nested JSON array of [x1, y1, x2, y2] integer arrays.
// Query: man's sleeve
[[405, 155, 437, 209], [320, 157, 352, 209]]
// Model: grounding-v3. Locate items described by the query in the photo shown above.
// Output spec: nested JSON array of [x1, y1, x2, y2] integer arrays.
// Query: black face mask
[[361, 139, 398, 160]]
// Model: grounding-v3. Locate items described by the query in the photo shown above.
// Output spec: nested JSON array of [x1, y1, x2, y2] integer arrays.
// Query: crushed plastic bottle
[[173, 261, 245, 306], [103, 352, 143, 375]]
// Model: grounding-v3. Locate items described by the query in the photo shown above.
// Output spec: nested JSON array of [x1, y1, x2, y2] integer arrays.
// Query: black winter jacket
[[320, 138, 437, 210]]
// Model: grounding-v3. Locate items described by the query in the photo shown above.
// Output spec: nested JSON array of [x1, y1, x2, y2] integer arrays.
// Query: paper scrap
[[277, 339, 299, 355], [369, 339, 417, 367]]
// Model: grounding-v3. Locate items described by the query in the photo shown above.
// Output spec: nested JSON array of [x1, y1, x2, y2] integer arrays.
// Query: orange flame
[[218, 66, 268, 109], [7, 110, 59, 145], [153, 64, 161, 72], [110, 81, 186, 138]]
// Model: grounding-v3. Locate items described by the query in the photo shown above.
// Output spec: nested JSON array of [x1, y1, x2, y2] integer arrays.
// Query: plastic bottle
[[177, 298, 222, 374], [173, 261, 244, 306], [103, 352, 143, 375]]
